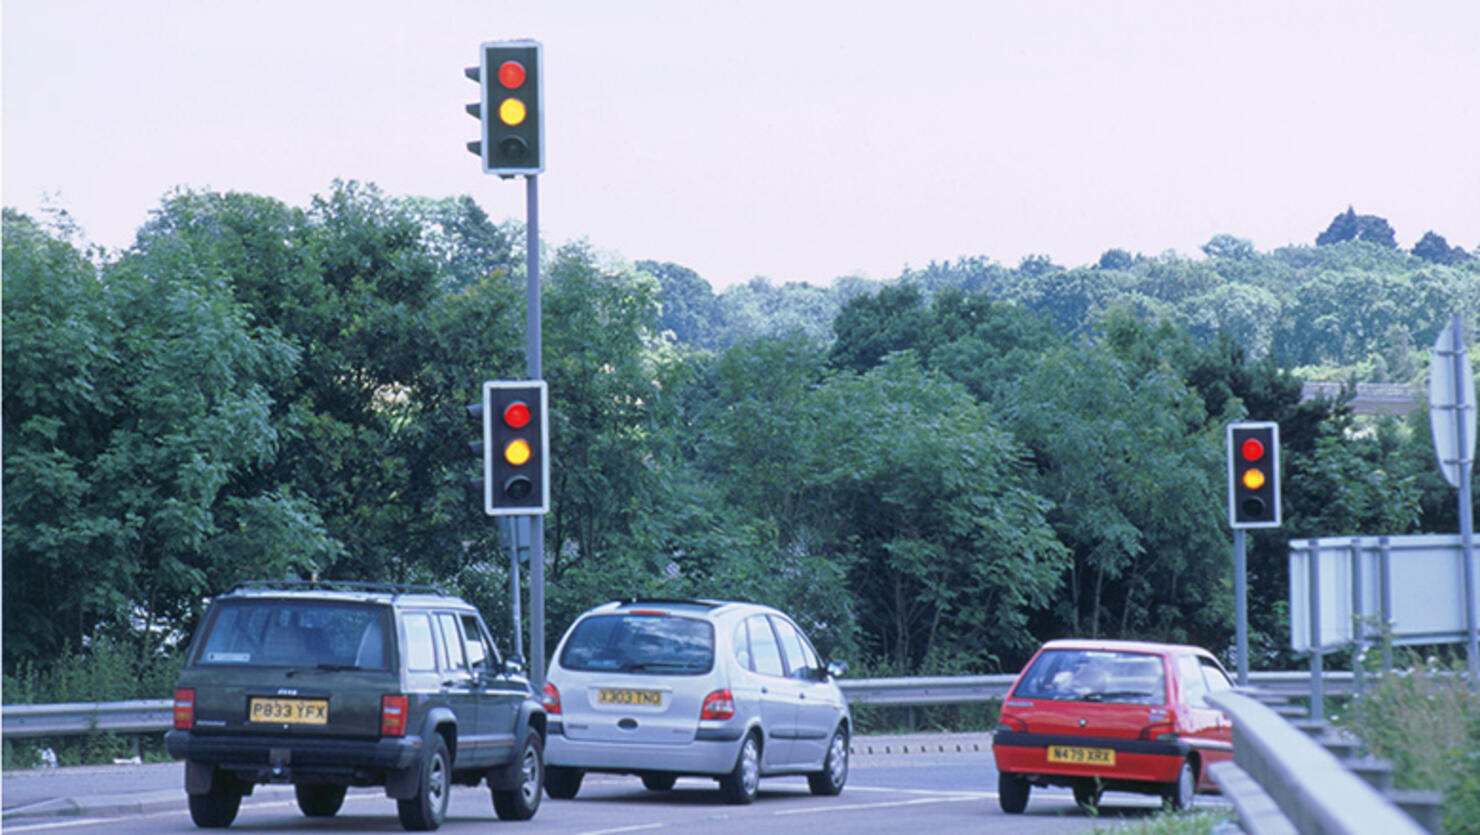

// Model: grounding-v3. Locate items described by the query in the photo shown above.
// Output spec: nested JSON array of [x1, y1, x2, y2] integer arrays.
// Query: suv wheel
[[295, 784, 347, 817], [718, 733, 760, 804], [807, 726, 848, 795], [397, 734, 451, 831], [188, 767, 243, 828], [545, 765, 584, 799], [491, 730, 543, 820]]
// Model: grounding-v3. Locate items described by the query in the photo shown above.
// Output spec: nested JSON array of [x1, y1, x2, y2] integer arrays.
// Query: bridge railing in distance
[[1206, 689, 1426, 835]]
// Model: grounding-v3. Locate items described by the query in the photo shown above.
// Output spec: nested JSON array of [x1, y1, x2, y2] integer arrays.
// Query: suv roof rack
[[231, 579, 446, 596]]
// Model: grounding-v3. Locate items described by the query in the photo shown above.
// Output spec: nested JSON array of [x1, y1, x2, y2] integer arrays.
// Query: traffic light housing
[[1227, 422, 1280, 528], [465, 40, 544, 176], [471, 380, 549, 515]]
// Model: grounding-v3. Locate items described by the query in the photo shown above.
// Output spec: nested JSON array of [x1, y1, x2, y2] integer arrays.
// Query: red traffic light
[[1240, 438, 1265, 461], [498, 60, 526, 89], [503, 401, 531, 429]]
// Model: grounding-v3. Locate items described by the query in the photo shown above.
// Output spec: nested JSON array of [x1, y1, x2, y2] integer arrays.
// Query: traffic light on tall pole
[[465, 40, 544, 175], [476, 380, 549, 516], [1227, 422, 1281, 528]]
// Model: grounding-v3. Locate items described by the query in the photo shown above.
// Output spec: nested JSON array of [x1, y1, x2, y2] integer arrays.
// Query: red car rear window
[[1012, 649, 1166, 705]]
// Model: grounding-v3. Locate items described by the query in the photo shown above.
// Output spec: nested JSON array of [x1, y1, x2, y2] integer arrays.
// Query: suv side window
[[402, 612, 438, 672], [771, 616, 819, 679], [460, 613, 497, 672], [746, 615, 785, 677], [437, 613, 467, 671]]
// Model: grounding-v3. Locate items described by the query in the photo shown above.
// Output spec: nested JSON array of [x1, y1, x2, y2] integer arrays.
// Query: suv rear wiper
[[285, 663, 363, 677]]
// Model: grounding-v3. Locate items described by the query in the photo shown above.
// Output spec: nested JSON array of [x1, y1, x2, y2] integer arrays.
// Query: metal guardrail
[[1207, 690, 1425, 835], [2, 671, 1354, 739]]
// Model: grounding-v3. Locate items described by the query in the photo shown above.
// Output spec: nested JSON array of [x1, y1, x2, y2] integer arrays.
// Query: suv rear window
[[558, 614, 714, 675], [1011, 649, 1166, 705], [193, 599, 391, 670]]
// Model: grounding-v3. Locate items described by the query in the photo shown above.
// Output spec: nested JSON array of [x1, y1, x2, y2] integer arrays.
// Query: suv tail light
[[381, 694, 409, 737], [541, 681, 562, 715], [701, 689, 735, 720], [173, 688, 195, 730]]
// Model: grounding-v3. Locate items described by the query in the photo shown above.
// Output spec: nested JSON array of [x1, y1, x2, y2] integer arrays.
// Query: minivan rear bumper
[[545, 728, 742, 775], [166, 729, 422, 785]]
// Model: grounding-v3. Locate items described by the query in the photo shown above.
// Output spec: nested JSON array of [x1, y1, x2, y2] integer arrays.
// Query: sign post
[[1429, 314, 1478, 680]]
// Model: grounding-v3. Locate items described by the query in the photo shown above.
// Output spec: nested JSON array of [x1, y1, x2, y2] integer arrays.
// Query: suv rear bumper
[[167, 729, 422, 784]]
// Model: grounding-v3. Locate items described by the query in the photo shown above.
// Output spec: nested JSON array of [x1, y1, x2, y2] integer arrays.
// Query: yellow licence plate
[[249, 697, 329, 725], [597, 688, 661, 706], [1047, 745, 1116, 766]]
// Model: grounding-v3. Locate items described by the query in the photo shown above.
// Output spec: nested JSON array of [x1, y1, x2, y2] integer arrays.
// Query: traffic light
[[1227, 422, 1280, 528], [472, 380, 549, 515], [465, 40, 544, 176]]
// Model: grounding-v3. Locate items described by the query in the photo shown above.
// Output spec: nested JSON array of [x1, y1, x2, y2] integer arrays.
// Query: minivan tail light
[[173, 688, 195, 730], [542, 681, 562, 715], [381, 694, 409, 737], [701, 689, 735, 720]]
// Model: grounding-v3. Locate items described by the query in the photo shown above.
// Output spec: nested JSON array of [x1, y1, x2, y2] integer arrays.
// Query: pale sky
[[4, 1, 1478, 289]]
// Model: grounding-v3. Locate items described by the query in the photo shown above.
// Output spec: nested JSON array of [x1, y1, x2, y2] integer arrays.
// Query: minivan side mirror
[[826, 660, 848, 680]]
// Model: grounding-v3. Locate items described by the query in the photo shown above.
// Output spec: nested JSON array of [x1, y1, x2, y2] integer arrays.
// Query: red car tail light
[[701, 689, 735, 720], [381, 694, 409, 737], [173, 688, 195, 730], [1139, 720, 1179, 741], [541, 681, 562, 715], [996, 714, 1026, 734]]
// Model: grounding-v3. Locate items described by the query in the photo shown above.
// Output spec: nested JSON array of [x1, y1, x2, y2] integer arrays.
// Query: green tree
[[2, 208, 319, 666]]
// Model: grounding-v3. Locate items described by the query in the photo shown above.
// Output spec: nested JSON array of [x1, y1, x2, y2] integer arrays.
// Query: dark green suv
[[165, 581, 545, 830]]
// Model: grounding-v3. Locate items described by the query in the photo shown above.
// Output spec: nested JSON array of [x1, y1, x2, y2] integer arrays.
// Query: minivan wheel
[[188, 767, 243, 828], [545, 765, 584, 799], [719, 734, 761, 804], [397, 734, 451, 831], [998, 771, 1030, 814], [640, 773, 678, 791], [295, 784, 347, 817], [492, 730, 544, 820], [807, 726, 848, 796]]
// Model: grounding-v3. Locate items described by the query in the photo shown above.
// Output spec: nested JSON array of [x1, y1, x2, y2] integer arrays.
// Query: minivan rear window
[[1011, 649, 1166, 705], [559, 614, 714, 675], [194, 600, 391, 670]]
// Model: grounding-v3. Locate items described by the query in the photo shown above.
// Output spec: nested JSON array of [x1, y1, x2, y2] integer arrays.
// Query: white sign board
[[1429, 317, 1476, 489], [1290, 535, 1471, 652]]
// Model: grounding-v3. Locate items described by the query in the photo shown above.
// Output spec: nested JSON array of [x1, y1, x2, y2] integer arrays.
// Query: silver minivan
[[540, 598, 850, 804]]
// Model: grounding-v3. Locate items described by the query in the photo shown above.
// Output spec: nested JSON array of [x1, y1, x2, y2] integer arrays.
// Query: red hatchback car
[[992, 639, 1234, 813]]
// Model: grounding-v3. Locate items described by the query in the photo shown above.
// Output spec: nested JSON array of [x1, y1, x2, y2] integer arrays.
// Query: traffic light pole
[[524, 174, 547, 688], [1233, 529, 1249, 686]]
